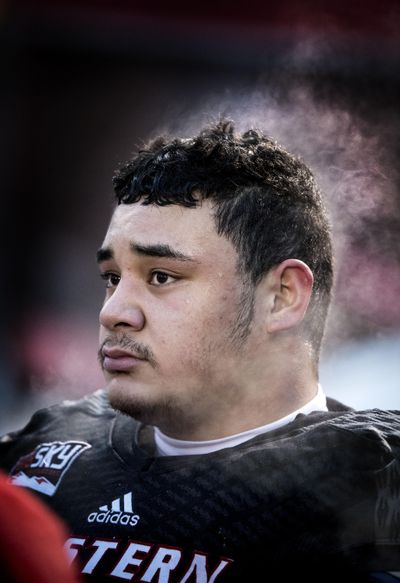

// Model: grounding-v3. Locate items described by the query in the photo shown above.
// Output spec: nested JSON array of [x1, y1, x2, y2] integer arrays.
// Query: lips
[[102, 347, 145, 372]]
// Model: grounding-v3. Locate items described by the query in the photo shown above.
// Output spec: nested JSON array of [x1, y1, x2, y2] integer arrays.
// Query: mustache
[[98, 333, 158, 369]]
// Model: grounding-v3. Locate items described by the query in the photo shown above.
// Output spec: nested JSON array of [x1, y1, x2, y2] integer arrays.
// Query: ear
[[266, 259, 314, 334]]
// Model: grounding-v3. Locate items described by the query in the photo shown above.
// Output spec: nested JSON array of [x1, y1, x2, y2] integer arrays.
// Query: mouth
[[101, 347, 146, 373]]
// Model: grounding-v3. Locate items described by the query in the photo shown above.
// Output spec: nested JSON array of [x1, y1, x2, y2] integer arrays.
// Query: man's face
[[98, 200, 260, 436]]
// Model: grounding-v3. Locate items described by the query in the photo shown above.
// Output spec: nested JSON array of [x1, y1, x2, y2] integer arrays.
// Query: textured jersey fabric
[[0, 390, 399, 582]]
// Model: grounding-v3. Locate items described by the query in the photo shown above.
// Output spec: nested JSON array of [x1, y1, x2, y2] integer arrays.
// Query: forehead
[[102, 200, 236, 260]]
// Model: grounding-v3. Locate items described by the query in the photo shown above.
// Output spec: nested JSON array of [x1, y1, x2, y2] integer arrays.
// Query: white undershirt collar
[[154, 384, 328, 457]]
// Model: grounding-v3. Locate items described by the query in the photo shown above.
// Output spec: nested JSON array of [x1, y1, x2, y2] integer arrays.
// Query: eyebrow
[[96, 242, 198, 264], [96, 247, 113, 263], [131, 242, 198, 262]]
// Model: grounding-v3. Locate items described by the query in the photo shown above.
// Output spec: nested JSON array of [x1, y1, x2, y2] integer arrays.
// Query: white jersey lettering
[[82, 540, 119, 574], [141, 547, 182, 582], [179, 554, 231, 583], [110, 542, 152, 580]]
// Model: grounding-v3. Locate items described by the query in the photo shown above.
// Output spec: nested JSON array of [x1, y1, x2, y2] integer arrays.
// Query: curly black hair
[[113, 120, 333, 358]]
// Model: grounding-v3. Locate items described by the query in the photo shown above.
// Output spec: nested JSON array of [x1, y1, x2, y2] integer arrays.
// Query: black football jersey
[[0, 389, 399, 582]]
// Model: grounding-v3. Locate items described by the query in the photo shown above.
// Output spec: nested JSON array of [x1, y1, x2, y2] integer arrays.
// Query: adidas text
[[87, 492, 140, 527], [87, 510, 140, 527]]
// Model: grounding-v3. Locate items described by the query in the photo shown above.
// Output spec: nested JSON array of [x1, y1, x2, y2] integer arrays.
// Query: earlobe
[[266, 259, 314, 334]]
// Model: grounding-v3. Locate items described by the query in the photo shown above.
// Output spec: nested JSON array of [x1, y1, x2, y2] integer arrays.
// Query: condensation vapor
[[168, 85, 396, 257], [158, 57, 399, 350]]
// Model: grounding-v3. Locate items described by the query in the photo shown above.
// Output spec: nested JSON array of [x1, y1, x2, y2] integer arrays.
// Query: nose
[[99, 281, 145, 332]]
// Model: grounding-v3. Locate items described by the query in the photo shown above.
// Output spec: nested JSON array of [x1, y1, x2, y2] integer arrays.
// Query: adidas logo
[[87, 492, 140, 527]]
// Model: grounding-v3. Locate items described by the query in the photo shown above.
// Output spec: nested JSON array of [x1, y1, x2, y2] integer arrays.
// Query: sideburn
[[229, 278, 256, 350]]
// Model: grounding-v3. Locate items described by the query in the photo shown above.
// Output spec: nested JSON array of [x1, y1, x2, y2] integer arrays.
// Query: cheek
[[162, 315, 235, 378], [150, 311, 214, 371], [148, 283, 241, 358]]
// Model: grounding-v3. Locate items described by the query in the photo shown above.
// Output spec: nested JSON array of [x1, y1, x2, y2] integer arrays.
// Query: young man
[[1, 121, 399, 582]]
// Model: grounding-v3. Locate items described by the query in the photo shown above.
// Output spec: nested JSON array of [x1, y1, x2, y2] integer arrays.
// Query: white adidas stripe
[[123, 492, 133, 513], [98, 492, 133, 513], [111, 498, 121, 512]]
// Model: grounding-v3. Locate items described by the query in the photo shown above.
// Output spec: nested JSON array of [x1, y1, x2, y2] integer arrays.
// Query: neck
[[154, 384, 327, 455], [159, 372, 319, 441]]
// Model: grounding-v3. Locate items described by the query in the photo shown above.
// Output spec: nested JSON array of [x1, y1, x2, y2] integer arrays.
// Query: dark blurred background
[[1, 0, 399, 432]]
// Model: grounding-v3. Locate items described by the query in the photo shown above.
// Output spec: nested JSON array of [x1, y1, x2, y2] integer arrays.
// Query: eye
[[100, 272, 120, 288], [149, 271, 177, 286]]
